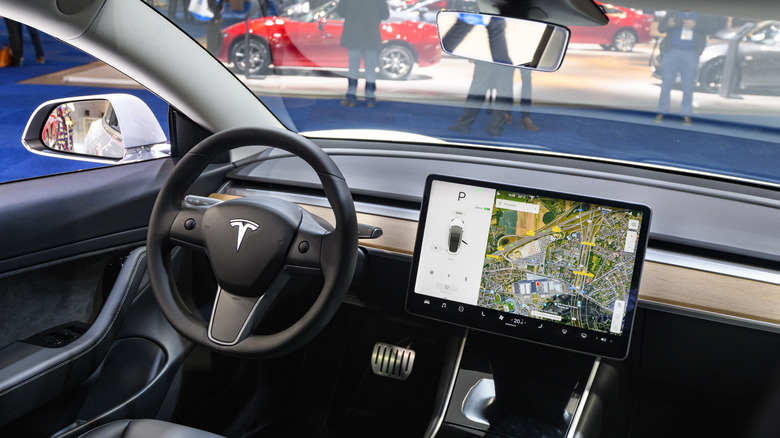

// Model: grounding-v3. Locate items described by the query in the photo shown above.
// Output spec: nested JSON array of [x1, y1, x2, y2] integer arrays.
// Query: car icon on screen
[[448, 218, 465, 254]]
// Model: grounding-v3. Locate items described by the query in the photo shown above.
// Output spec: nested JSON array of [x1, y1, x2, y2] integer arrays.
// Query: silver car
[[653, 20, 780, 93]]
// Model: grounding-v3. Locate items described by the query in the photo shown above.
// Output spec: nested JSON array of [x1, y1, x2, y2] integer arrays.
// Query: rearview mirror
[[437, 12, 570, 72]]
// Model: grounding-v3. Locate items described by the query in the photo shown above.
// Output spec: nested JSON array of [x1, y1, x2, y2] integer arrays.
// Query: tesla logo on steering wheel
[[229, 219, 259, 252]]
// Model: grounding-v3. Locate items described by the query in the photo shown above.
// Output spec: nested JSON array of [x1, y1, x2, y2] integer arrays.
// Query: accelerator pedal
[[371, 342, 415, 381]]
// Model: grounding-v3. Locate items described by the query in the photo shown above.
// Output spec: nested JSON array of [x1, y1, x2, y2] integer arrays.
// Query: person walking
[[335, 0, 389, 108], [655, 11, 718, 125]]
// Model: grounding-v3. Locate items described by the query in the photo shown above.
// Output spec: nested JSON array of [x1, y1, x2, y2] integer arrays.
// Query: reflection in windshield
[[287, 0, 335, 22], [165, 1, 780, 186]]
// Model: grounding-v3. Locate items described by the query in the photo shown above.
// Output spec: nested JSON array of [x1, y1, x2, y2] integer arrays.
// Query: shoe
[[36, 56, 45, 64], [448, 125, 470, 134], [654, 114, 664, 123], [344, 78, 358, 107], [520, 117, 539, 132], [341, 91, 357, 107], [683, 116, 692, 126], [367, 98, 376, 108]]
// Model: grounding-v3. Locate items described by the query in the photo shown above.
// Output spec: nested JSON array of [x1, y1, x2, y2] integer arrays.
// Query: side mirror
[[318, 17, 327, 31], [22, 94, 169, 164], [437, 12, 570, 72]]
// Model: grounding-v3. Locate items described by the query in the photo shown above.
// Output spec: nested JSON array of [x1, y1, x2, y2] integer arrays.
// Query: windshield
[[173, 0, 780, 186]]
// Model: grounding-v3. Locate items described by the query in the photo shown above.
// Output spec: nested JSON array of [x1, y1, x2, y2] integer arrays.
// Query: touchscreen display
[[407, 175, 651, 358]]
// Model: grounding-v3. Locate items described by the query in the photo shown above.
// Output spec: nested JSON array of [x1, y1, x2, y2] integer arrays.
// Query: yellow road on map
[[573, 270, 595, 278]]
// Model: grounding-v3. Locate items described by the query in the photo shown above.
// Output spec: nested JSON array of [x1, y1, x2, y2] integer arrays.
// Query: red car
[[217, 1, 442, 80], [570, 2, 653, 52]]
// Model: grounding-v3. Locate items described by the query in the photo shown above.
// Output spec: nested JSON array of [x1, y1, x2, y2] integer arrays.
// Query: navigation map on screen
[[412, 178, 648, 342], [478, 189, 643, 335]]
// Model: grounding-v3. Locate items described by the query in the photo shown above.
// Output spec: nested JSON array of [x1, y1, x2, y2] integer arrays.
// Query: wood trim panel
[[299, 205, 418, 255], [209, 194, 417, 255], [210, 193, 780, 325], [639, 262, 780, 325]]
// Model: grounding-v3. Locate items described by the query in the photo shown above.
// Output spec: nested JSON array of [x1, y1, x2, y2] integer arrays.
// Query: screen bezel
[[406, 174, 652, 359]]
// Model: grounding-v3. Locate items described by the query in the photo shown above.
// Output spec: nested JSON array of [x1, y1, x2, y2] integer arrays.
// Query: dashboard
[[222, 142, 780, 332]]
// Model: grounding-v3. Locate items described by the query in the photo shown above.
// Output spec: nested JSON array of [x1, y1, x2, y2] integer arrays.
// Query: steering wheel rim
[[147, 127, 358, 358]]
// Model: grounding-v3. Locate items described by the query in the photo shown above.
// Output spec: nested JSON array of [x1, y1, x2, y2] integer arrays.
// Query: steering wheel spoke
[[208, 272, 290, 346]]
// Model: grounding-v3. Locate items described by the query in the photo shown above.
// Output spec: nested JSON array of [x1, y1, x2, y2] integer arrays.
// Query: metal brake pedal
[[371, 342, 415, 381]]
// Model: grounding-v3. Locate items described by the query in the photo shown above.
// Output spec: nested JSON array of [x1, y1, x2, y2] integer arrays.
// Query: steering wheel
[[147, 127, 358, 357]]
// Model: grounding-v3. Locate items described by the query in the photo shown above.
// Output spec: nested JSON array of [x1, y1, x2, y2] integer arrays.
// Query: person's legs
[[26, 26, 44, 62], [451, 106, 481, 133], [363, 50, 379, 107], [657, 48, 682, 115], [487, 66, 514, 135], [173, 0, 193, 21], [206, 17, 223, 55], [518, 69, 538, 131], [486, 18, 510, 64], [679, 52, 698, 117], [451, 63, 492, 132], [519, 69, 532, 116], [342, 49, 361, 106], [441, 20, 473, 53], [4, 18, 23, 65]]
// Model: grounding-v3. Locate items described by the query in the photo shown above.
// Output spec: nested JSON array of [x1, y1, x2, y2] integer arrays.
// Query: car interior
[[0, 0, 779, 437]]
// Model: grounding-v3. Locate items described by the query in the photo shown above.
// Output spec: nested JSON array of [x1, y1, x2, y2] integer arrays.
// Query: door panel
[[0, 248, 148, 427], [0, 151, 234, 431], [0, 158, 176, 427], [0, 159, 173, 272]]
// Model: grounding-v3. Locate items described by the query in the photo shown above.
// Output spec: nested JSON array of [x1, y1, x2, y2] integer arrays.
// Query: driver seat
[[78, 419, 224, 438]]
